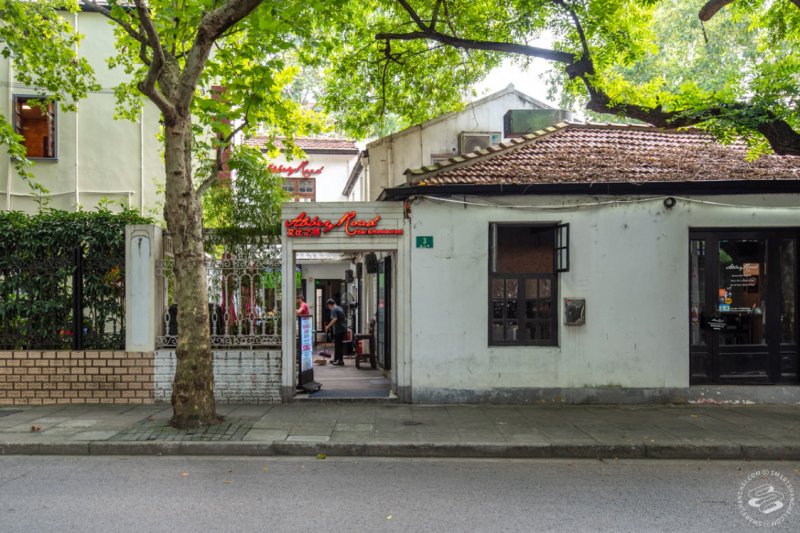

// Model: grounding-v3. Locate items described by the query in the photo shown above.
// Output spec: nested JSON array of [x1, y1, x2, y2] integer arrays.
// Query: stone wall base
[[155, 350, 282, 404]]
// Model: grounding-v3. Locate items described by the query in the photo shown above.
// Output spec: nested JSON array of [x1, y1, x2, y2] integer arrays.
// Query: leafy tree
[[73, 0, 338, 428], [1, 0, 337, 427], [201, 144, 289, 241], [325, 0, 800, 156]]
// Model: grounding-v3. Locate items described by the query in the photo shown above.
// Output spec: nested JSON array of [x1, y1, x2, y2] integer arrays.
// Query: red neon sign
[[284, 211, 404, 238], [268, 160, 324, 178]]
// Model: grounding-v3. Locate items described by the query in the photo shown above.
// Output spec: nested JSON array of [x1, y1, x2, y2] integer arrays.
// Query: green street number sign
[[416, 236, 433, 249]]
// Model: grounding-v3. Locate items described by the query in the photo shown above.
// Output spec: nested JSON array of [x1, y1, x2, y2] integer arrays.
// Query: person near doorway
[[325, 298, 346, 365], [295, 295, 310, 317]]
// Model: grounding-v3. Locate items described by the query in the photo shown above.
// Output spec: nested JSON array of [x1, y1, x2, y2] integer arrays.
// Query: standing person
[[295, 295, 310, 317], [325, 298, 346, 365]]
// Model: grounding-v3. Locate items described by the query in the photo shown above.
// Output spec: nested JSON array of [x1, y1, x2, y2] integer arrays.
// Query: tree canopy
[[322, 0, 800, 156], [1, 0, 346, 427]]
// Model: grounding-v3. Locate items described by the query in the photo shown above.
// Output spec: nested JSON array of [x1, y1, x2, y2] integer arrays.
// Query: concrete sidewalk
[[0, 403, 798, 460]]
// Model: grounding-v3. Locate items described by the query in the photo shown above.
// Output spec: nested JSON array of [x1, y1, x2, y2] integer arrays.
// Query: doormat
[[309, 390, 390, 398]]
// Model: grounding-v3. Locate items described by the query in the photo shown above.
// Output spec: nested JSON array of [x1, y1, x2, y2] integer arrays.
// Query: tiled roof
[[245, 137, 359, 154], [405, 123, 800, 185]]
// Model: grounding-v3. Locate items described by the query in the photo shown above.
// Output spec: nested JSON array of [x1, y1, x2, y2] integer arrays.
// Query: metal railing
[[156, 232, 283, 348]]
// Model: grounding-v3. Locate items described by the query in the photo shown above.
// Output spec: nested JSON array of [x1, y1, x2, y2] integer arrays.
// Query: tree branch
[[698, 0, 735, 21], [81, 1, 147, 45], [177, 0, 264, 112], [430, 0, 443, 31], [552, 0, 590, 60], [375, 31, 575, 64], [132, 0, 177, 121], [396, 0, 429, 30], [700, 0, 799, 21], [586, 94, 800, 156], [381, 0, 800, 155]]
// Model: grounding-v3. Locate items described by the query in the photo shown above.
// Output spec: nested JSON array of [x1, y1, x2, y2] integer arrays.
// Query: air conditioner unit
[[458, 131, 502, 155]]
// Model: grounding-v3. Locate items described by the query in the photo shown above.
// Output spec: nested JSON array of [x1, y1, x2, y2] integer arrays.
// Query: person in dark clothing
[[325, 298, 347, 365]]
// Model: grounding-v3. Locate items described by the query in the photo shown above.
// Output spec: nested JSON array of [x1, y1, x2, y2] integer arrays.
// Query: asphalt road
[[1, 457, 798, 532]]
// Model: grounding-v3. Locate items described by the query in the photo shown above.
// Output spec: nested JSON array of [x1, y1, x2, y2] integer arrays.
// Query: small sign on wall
[[564, 298, 586, 326], [416, 236, 434, 248]]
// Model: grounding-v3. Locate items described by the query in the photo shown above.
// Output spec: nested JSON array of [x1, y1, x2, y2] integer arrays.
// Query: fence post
[[72, 246, 84, 350], [125, 225, 162, 352]]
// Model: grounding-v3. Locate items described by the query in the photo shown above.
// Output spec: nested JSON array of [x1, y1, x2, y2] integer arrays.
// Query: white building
[[282, 123, 800, 403], [0, 10, 163, 213], [245, 136, 362, 331], [245, 137, 360, 202], [348, 84, 560, 201]]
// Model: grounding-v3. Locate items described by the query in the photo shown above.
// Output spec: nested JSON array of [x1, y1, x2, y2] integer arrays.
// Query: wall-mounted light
[[663, 197, 677, 209]]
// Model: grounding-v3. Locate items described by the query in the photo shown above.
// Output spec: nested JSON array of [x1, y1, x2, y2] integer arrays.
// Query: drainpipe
[[73, 11, 80, 210], [6, 58, 12, 210], [140, 108, 145, 213]]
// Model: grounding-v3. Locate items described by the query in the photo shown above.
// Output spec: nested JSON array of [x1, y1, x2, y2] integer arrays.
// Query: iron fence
[[156, 232, 283, 348], [0, 248, 125, 350]]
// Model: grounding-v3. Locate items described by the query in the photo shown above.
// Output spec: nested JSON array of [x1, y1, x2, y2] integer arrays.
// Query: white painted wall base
[[412, 386, 800, 405], [154, 350, 282, 403]]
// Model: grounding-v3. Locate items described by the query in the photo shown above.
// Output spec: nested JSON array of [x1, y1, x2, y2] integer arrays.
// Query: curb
[[2, 440, 800, 460]]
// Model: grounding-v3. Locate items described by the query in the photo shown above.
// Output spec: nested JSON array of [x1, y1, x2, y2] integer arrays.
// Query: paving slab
[[0, 403, 797, 460]]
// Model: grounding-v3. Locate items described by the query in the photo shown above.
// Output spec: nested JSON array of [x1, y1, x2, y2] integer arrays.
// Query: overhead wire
[[419, 194, 800, 211]]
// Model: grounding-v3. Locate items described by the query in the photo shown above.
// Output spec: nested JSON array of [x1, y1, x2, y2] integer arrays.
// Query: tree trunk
[[163, 116, 218, 429]]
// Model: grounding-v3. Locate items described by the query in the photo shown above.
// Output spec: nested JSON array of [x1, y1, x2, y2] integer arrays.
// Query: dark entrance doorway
[[690, 229, 799, 384], [314, 278, 344, 334], [376, 256, 392, 370]]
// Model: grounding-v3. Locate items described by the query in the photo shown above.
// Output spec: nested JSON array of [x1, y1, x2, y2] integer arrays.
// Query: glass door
[[716, 238, 769, 381], [690, 230, 798, 384], [376, 256, 392, 370]]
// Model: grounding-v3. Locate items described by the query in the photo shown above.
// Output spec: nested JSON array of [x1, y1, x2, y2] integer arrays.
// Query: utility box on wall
[[564, 298, 586, 326]]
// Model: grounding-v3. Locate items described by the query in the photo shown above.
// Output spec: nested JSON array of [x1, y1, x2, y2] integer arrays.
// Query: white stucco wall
[[365, 90, 548, 200], [0, 11, 163, 214], [267, 152, 357, 202], [408, 193, 800, 400]]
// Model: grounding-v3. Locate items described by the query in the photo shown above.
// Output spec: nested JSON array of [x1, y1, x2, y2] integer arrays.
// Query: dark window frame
[[12, 95, 58, 160], [488, 223, 561, 347]]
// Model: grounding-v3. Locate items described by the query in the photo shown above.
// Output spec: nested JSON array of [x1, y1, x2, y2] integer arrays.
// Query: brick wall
[[155, 350, 282, 404], [0, 351, 154, 406]]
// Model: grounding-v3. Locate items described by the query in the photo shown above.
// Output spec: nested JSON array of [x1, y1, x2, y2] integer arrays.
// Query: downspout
[[6, 58, 12, 210], [140, 108, 145, 213], [364, 158, 370, 203], [73, 11, 80, 210], [386, 142, 393, 203]]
